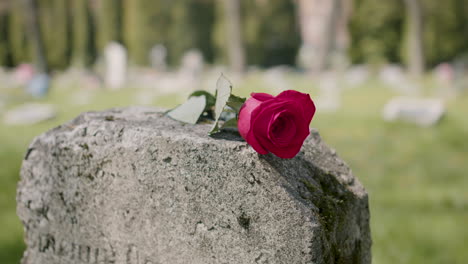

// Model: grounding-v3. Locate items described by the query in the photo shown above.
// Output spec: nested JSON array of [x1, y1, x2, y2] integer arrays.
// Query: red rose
[[238, 90, 316, 159]]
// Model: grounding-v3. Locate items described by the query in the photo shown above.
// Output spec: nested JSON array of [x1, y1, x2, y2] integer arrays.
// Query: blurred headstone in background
[[53, 69, 86, 90], [297, 0, 351, 73], [379, 64, 419, 94], [383, 97, 445, 126], [178, 49, 204, 90], [26, 73, 50, 98], [82, 71, 103, 90], [315, 72, 341, 112], [0, 98, 4, 113], [454, 56, 468, 93], [149, 44, 167, 72], [104, 42, 127, 90], [180, 49, 204, 78], [3, 103, 56, 125], [344, 65, 370, 88], [433, 63, 455, 97], [263, 66, 293, 92], [13, 64, 35, 86]]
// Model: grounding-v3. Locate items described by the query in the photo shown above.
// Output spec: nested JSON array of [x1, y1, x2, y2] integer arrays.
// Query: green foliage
[[241, 0, 299, 66], [167, 0, 215, 65], [190, 90, 216, 111], [123, 0, 161, 65], [422, 0, 468, 66], [213, 0, 299, 67], [71, 0, 96, 68], [167, 95, 207, 124], [7, 1, 31, 65], [0, 8, 12, 66], [210, 74, 233, 134], [38, 0, 72, 69], [123, 0, 215, 66], [97, 0, 123, 51], [349, 0, 404, 65], [350, 0, 468, 66], [1, 0, 468, 70]]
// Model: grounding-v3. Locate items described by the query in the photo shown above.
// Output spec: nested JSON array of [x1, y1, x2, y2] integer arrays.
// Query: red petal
[[251, 93, 274, 102], [276, 90, 316, 124]]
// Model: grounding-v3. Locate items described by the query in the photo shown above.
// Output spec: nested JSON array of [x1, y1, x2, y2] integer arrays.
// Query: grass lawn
[[1, 74, 467, 263]]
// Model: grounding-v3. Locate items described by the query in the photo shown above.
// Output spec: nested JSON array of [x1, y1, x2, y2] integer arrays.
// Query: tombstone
[[453, 56, 468, 93], [27, 73, 50, 97], [104, 42, 127, 90], [382, 97, 445, 126], [379, 64, 418, 94], [17, 107, 371, 264], [344, 65, 370, 88], [4, 103, 56, 125], [179, 49, 204, 79], [262, 66, 293, 92], [149, 44, 167, 71], [315, 72, 341, 112], [433, 63, 456, 97], [13, 64, 35, 86]]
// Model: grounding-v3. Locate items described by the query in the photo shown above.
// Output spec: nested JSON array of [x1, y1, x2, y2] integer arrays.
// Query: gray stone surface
[[17, 106, 371, 264]]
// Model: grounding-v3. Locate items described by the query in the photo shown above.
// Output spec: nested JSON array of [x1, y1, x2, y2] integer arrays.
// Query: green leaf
[[209, 74, 233, 134], [166, 95, 206, 124], [189, 90, 216, 111], [226, 94, 246, 113], [221, 117, 238, 129]]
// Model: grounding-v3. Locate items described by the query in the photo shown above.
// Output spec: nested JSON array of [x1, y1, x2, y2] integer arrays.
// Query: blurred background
[[0, 0, 467, 263]]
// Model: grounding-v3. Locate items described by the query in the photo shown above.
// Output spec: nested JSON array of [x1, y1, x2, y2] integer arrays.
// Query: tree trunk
[[297, 0, 348, 73], [98, 0, 123, 51], [222, 0, 245, 74], [404, 0, 425, 77], [23, 0, 48, 73], [72, 0, 95, 68]]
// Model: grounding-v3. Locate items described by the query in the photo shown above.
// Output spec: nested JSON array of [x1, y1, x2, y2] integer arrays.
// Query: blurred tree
[[7, 0, 31, 65], [38, 0, 71, 69], [422, 0, 468, 67], [123, 0, 170, 65], [167, 0, 215, 65], [187, 0, 216, 63], [243, 0, 299, 67], [124, 0, 214, 66], [402, 0, 424, 77], [0, 1, 13, 66], [71, 0, 96, 68], [97, 0, 123, 51], [221, 0, 245, 72], [214, 0, 298, 68], [297, 0, 350, 72], [349, 0, 404, 65], [24, 0, 48, 73]]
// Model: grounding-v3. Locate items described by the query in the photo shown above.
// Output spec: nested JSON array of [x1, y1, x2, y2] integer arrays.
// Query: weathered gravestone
[[104, 42, 127, 90], [382, 97, 446, 126], [4, 103, 56, 125], [149, 45, 167, 72], [17, 107, 371, 264], [179, 49, 204, 80]]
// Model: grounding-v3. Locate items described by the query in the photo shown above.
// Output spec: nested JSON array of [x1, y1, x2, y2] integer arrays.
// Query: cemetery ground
[[1, 75, 467, 264]]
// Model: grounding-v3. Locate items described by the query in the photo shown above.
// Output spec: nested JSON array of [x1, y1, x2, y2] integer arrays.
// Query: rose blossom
[[238, 90, 316, 159]]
